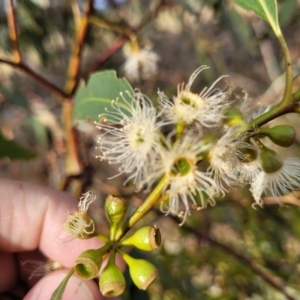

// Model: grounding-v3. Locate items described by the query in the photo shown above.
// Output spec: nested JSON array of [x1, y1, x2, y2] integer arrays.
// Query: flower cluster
[[97, 66, 300, 223], [62, 194, 160, 297]]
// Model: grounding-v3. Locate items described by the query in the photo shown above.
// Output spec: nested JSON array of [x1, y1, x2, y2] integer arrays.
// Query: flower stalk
[[115, 176, 167, 241]]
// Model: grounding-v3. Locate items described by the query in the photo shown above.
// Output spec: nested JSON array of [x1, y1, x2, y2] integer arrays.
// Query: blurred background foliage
[[1, 0, 300, 299]]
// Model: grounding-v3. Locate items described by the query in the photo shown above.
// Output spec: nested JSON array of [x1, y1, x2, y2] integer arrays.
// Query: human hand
[[0, 178, 103, 300]]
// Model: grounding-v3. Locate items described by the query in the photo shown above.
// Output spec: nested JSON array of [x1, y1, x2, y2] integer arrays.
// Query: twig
[[178, 218, 295, 300], [64, 0, 94, 96], [86, 0, 171, 75], [6, 0, 21, 63], [2, 2, 68, 100], [71, 0, 81, 28], [84, 35, 127, 78], [0, 58, 68, 99], [60, 0, 94, 195]]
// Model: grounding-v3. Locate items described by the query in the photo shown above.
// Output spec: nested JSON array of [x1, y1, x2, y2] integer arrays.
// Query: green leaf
[[233, 0, 281, 36], [73, 70, 134, 123], [50, 268, 75, 300], [0, 132, 35, 160]]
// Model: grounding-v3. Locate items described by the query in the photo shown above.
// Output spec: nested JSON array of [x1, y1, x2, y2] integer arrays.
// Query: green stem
[[277, 33, 293, 106], [246, 31, 295, 129], [116, 249, 134, 265], [246, 86, 300, 129], [110, 223, 117, 241], [50, 268, 75, 300], [247, 101, 294, 129], [115, 176, 167, 241], [96, 232, 109, 243], [176, 123, 185, 140], [246, 87, 300, 127], [99, 243, 111, 254]]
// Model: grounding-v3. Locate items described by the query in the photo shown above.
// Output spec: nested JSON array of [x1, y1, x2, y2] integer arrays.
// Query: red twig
[[84, 35, 127, 79], [85, 0, 171, 76], [2, 1, 68, 100], [65, 0, 94, 96], [6, 0, 21, 63], [0, 58, 68, 99]]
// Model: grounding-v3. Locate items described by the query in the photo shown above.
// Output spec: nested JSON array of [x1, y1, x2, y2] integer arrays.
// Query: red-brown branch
[[86, 0, 172, 75], [65, 0, 94, 96], [6, 0, 21, 63], [0, 58, 68, 99]]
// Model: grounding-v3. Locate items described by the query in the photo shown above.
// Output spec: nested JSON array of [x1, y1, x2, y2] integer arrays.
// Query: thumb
[[24, 269, 101, 300]]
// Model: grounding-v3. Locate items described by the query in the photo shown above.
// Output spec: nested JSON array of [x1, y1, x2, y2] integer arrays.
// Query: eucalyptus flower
[[250, 158, 300, 207], [122, 46, 159, 81], [63, 191, 96, 241], [208, 128, 244, 194], [147, 134, 217, 224], [96, 91, 164, 187], [159, 65, 230, 127]]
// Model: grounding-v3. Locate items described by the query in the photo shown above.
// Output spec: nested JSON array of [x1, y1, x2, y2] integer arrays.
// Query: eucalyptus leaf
[[0, 132, 35, 160], [73, 70, 134, 123], [50, 268, 75, 300], [233, 0, 281, 35]]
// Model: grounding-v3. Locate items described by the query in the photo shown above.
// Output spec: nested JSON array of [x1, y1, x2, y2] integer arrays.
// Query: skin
[[0, 178, 104, 300]]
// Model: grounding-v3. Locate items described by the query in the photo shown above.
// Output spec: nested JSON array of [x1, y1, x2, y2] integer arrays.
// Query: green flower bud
[[105, 195, 128, 240], [99, 251, 125, 297], [223, 107, 244, 126], [259, 143, 283, 173], [259, 125, 296, 147], [120, 225, 161, 251], [74, 247, 107, 280], [121, 252, 158, 290], [105, 195, 128, 224]]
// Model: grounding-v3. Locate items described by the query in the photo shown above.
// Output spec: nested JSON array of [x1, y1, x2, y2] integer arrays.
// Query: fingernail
[[25, 270, 96, 300]]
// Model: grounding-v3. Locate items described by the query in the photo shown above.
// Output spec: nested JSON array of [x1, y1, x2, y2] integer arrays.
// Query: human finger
[[0, 179, 102, 291], [24, 269, 101, 300]]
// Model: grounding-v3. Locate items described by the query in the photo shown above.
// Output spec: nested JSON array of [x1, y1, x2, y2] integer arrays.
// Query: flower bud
[[259, 144, 283, 173], [259, 125, 296, 147], [105, 195, 128, 224], [120, 225, 161, 251], [223, 108, 244, 126], [99, 251, 125, 297], [105, 195, 128, 240], [121, 252, 158, 290], [75, 248, 106, 280]]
